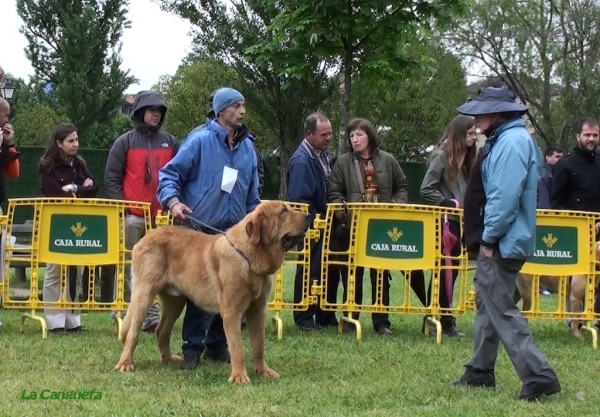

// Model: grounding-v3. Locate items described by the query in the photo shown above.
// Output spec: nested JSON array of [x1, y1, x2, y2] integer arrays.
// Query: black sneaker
[[204, 348, 231, 363], [179, 353, 201, 370], [519, 378, 561, 401], [450, 367, 496, 389], [442, 317, 465, 337], [297, 322, 324, 331]]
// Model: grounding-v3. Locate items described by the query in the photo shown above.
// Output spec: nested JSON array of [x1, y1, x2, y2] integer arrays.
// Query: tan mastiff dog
[[115, 200, 310, 383]]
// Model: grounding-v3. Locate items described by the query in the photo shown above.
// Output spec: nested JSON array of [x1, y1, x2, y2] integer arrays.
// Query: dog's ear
[[246, 209, 265, 245]]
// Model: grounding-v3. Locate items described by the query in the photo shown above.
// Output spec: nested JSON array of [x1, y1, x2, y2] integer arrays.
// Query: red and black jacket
[[104, 91, 179, 217]]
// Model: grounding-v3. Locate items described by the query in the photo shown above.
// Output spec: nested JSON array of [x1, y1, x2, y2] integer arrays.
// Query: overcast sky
[[0, 0, 194, 93]]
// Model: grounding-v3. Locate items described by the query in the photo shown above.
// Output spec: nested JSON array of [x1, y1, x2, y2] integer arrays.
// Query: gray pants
[[112, 214, 160, 330], [467, 248, 557, 384], [43, 264, 84, 330]]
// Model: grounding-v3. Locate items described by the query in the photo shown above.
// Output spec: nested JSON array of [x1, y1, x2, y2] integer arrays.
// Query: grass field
[[1, 265, 599, 417]]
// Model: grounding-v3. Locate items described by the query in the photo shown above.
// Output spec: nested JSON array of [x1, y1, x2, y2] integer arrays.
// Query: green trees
[[16, 0, 135, 145]]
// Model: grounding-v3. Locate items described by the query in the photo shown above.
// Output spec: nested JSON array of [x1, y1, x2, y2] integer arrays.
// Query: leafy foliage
[[351, 45, 469, 161], [16, 0, 137, 140], [250, 0, 467, 154], [445, 0, 600, 151]]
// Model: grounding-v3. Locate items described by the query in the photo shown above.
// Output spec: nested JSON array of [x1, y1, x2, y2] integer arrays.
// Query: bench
[[5, 220, 44, 283]]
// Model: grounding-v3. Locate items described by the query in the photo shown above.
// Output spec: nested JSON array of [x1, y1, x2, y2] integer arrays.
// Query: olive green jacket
[[419, 149, 468, 207], [328, 149, 409, 203]]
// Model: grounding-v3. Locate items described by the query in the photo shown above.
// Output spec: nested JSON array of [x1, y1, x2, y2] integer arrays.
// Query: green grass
[[0, 266, 598, 416]]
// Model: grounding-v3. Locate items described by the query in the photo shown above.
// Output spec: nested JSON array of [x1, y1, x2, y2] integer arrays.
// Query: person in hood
[[451, 82, 560, 401], [104, 90, 180, 333], [157, 87, 260, 371]]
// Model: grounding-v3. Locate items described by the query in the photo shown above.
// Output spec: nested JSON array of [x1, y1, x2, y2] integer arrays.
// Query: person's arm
[[77, 164, 99, 198], [550, 160, 569, 209], [246, 151, 260, 212], [420, 152, 454, 206], [40, 166, 75, 197], [157, 133, 200, 210], [104, 135, 127, 200], [391, 159, 409, 204], [327, 158, 347, 203], [537, 173, 551, 209]]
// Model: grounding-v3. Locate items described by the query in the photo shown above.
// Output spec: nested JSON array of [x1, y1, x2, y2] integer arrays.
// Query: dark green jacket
[[328, 149, 408, 203]]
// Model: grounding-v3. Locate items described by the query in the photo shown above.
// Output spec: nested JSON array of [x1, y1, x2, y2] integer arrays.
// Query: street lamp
[[0, 81, 15, 101]]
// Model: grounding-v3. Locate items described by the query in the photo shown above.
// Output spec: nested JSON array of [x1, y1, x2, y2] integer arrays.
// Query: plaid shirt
[[302, 139, 332, 180]]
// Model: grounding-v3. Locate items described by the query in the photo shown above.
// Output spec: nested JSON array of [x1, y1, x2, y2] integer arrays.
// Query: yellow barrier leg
[[21, 309, 48, 340], [116, 315, 124, 342], [271, 312, 283, 340], [340, 315, 362, 340], [424, 316, 443, 345], [580, 322, 598, 349]]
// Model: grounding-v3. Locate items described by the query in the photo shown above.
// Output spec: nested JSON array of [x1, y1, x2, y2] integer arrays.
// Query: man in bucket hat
[[451, 82, 561, 401]]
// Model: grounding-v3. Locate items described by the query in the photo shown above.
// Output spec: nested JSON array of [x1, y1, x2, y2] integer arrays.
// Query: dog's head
[[245, 201, 310, 251]]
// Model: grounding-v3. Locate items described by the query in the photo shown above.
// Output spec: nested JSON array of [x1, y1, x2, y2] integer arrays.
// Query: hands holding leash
[[170, 201, 193, 221]]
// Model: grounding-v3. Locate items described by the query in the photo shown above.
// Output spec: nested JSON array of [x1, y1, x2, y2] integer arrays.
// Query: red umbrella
[[442, 214, 458, 306]]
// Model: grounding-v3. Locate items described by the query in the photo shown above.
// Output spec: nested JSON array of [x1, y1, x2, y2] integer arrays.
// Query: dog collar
[[225, 235, 250, 265]]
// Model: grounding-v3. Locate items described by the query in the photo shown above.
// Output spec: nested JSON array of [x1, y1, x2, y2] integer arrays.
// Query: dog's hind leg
[[156, 291, 186, 366], [246, 300, 279, 381], [115, 281, 160, 372]]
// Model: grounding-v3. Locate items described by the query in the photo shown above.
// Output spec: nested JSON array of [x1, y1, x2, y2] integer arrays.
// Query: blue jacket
[[157, 120, 260, 230], [287, 142, 329, 219], [537, 163, 553, 209], [481, 119, 543, 259]]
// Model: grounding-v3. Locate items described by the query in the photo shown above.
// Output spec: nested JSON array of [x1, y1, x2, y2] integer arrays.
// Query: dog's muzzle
[[282, 215, 311, 250], [282, 233, 304, 250]]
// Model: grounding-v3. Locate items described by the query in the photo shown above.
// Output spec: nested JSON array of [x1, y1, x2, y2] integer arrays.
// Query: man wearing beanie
[[157, 87, 260, 370], [198, 88, 265, 197], [451, 82, 560, 401]]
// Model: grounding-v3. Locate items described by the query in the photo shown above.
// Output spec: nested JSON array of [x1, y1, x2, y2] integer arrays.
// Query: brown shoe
[[375, 326, 392, 335]]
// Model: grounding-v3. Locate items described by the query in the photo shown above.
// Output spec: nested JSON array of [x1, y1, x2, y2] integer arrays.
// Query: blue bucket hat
[[457, 83, 528, 116]]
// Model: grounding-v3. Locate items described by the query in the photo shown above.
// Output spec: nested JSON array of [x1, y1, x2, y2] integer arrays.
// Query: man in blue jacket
[[287, 112, 339, 330], [452, 83, 561, 401], [157, 87, 260, 370]]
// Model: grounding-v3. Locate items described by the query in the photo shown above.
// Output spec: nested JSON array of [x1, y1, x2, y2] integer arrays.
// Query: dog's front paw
[[256, 366, 280, 380], [162, 354, 182, 365], [228, 372, 251, 384], [115, 360, 135, 372]]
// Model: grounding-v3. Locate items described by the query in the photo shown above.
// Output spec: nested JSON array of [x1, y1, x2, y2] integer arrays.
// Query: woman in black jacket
[[39, 123, 98, 333]]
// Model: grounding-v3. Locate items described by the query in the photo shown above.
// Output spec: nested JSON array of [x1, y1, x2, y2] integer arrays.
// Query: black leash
[[183, 213, 250, 265], [184, 213, 224, 235]]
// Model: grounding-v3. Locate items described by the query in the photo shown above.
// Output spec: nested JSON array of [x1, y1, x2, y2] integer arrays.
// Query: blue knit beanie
[[212, 88, 245, 116]]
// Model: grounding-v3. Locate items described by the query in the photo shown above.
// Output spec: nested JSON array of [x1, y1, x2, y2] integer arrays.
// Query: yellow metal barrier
[[317, 203, 469, 342], [1, 198, 152, 339], [514, 209, 600, 348], [265, 202, 314, 340]]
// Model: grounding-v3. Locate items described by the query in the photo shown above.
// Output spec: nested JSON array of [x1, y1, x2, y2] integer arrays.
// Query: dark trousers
[[339, 266, 391, 330], [427, 219, 461, 322], [180, 224, 227, 355], [293, 237, 339, 326]]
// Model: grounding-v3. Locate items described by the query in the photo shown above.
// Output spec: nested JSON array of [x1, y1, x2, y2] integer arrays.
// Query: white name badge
[[221, 166, 238, 193]]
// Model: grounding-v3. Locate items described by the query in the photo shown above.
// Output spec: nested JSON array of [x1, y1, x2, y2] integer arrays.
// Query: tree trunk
[[338, 44, 353, 157]]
